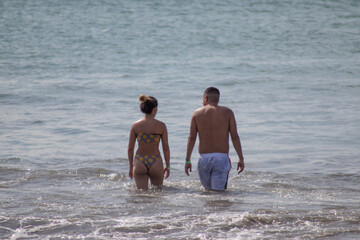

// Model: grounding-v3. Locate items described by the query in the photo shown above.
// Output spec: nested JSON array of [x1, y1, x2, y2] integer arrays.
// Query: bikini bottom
[[135, 154, 161, 171]]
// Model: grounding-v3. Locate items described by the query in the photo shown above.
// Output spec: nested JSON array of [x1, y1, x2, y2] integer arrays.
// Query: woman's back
[[133, 118, 165, 156]]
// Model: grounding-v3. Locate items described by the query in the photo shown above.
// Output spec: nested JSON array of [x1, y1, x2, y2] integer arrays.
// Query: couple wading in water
[[127, 87, 245, 190]]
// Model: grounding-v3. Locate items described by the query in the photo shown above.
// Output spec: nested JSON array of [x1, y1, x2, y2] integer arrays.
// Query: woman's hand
[[164, 167, 170, 179], [129, 166, 134, 179]]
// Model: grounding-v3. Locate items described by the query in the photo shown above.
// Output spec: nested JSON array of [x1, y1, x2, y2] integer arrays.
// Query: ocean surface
[[1, 0, 360, 239]]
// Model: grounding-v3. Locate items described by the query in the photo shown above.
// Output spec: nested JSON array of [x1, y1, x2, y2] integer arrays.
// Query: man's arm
[[229, 110, 245, 173], [185, 115, 197, 176]]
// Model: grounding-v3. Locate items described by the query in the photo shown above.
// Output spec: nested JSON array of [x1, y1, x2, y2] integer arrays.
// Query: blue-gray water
[[1, 0, 359, 239]]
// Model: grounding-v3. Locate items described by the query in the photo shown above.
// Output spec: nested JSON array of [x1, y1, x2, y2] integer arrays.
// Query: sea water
[[1, 0, 359, 239]]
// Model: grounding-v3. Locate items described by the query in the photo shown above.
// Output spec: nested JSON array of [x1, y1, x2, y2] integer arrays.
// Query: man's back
[[193, 104, 233, 154], [185, 87, 244, 181]]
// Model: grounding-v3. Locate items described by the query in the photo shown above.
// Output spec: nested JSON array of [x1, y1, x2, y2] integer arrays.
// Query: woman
[[127, 94, 170, 190]]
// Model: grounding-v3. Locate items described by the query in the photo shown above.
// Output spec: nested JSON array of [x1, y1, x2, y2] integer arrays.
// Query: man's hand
[[185, 162, 192, 176], [237, 161, 244, 174]]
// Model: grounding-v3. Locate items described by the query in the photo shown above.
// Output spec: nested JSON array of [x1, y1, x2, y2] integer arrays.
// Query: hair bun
[[138, 94, 148, 103]]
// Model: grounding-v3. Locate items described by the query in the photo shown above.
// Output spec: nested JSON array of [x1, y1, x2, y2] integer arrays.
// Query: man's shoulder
[[218, 105, 232, 111], [215, 105, 234, 116], [193, 105, 233, 112], [192, 105, 234, 119], [193, 106, 205, 115]]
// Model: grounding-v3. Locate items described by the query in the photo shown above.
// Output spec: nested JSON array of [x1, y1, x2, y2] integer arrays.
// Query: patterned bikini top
[[136, 132, 161, 143]]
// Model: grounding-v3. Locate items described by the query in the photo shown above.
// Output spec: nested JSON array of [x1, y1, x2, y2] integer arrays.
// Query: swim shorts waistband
[[200, 152, 228, 158]]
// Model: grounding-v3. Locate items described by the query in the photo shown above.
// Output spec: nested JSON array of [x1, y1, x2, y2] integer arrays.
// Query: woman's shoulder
[[154, 119, 167, 128], [131, 119, 145, 130], [132, 118, 166, 133], [132, 119, 142, 126]]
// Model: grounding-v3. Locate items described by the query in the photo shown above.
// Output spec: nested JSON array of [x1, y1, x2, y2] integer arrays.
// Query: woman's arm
[[161, 123, 170, 179], [127, 124, 136, 179]]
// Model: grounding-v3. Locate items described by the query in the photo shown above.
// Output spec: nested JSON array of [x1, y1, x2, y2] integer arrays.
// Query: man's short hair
[[204, 87, 220, 102]]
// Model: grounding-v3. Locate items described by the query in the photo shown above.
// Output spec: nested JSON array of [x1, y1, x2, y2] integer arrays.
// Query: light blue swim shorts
[[197, 153, 231, 191]]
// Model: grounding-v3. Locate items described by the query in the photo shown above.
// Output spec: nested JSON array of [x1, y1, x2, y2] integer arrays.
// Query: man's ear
[[203, 95, 208, 105]]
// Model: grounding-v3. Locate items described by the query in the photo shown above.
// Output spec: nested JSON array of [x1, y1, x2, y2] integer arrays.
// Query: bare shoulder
[[132, 119, 143, 128], [219, 106, 235, 116], [130, 121, 139, 133], [189, 107, 202, 120], [193, 106, 205, 115], [155, 119, 167, 129]]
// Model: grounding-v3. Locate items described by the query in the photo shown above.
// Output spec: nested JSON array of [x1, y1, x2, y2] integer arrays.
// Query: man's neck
[[206, 102, 218, 107]]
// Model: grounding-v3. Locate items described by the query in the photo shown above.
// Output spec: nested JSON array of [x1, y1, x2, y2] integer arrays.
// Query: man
[[185, 87, 244, 191]]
